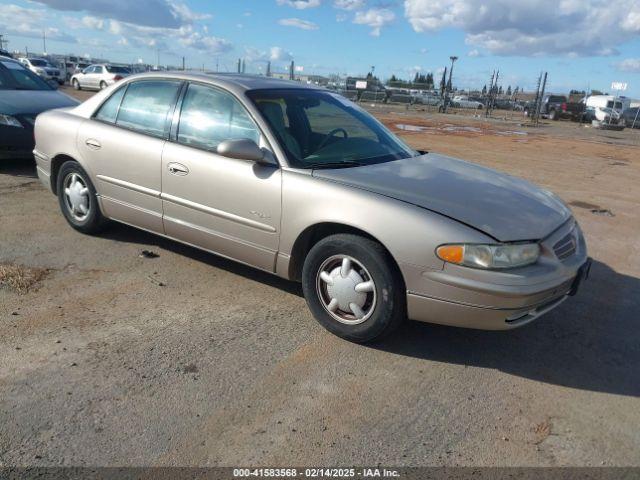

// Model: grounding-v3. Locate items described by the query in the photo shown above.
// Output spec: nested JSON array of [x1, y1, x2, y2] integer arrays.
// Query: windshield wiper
[[305, 161, 366, 169]]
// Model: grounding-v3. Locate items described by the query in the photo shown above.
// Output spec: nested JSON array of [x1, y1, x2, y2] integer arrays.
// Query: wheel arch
[[287, 222, 406, 291], [50, 154, 79, 195]]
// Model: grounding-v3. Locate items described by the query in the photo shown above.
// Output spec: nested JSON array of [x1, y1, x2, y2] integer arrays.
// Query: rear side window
[[94, 86, 126, 123], [116, 80, 181, 137], [177, 83, 259, 151]]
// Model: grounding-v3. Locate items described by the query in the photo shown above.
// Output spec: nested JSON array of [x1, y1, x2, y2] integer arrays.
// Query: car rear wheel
[[56, 161, 107, 234], [302, 234, 405, 343], [72, 78, 81, 90], [99, 81, 107, 90]]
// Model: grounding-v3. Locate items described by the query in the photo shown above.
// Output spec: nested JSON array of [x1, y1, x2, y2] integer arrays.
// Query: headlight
[[0, 114, 24, 128], [436, 243, 540, 269], [36, 68, 45, 74]]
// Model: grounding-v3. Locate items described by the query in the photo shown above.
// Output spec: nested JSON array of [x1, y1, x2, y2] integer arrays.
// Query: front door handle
[[85, 139, 101, 150], [167, 162, 189, 176]]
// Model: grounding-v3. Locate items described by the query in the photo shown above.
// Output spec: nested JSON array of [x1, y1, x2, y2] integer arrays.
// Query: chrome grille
[[553, 230, 577, 260]]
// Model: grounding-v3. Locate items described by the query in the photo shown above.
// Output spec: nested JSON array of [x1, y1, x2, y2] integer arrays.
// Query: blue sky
[[1, 0, 640, 96]]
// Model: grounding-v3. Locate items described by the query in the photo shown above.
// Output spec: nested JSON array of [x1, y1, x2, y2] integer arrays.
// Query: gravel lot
[[1, 88, 639, 467]]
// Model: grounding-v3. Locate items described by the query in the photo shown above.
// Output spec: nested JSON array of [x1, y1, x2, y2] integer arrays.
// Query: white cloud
[[81, 15, 105, 29], [278, 18, 319, 29], [0, 4, 77, 43], [353, 8, 395, 36], [333, 0, 365, 10], [270, 46, 293, 61], [404, 0, 640, 57], [616, 58, 640, 72], [34, 0, 210, 29], [245, 46, 294, 62], [108, 20, 232, 53], [276, 0, 321, 9], [336, 13, 348, 22], [467, 49, 481, 57]]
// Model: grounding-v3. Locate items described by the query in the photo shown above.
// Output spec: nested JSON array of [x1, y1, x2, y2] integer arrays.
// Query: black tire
[[549, 109, 557, 120], [56, 161, 107, 234], [302, 234, 405, 343], [72, 78, 81, 90], [100, 81, 107, 90]]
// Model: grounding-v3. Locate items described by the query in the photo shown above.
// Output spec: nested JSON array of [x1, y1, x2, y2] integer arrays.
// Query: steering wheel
[[316, 128, 348, 151]]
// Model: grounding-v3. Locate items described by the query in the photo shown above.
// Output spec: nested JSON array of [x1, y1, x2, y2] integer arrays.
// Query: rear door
[[160, 82, 281, 271], [77, 79, 183, 233]]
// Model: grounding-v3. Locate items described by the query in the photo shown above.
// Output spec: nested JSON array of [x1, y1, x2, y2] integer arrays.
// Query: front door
[[78, 79, 182, 233], [161, 83, 281, 271]]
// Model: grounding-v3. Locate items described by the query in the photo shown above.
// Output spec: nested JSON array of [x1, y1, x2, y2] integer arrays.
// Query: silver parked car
[[18, 57, 63, 85], [33, 73, 590, 342], [70, 64, 130, 91]]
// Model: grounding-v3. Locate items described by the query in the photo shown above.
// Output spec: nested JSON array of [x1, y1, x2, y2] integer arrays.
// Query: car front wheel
[[302, 234, 405, 343], [72, 78, 81, 90], [56, 161, 107, 234]]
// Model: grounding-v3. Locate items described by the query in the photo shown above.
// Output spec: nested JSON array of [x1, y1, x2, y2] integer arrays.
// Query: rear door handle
[[85, 139, 101, 150], [167, 162, 189, 175]]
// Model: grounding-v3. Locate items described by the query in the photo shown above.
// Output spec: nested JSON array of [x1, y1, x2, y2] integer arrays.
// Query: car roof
[[121, 71, 321, 93]]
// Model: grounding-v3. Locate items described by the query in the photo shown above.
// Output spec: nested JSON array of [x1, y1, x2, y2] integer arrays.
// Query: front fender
[[278, 169, 493, 279]]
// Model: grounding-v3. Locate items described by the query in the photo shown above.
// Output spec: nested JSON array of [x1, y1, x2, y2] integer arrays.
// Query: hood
[[312, 154, 571, 242], [0, 90, 78, 116]]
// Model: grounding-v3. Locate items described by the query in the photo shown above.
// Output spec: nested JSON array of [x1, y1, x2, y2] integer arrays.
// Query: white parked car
[[70, 64, 131, 91], [452, 95, 483, 109], [18, 57, 63, 85]]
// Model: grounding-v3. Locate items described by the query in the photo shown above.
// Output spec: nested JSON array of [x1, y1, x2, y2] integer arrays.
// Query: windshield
[[106, 65, 130, 73], [0, 60, 54, 90], [29, 59, 48, 67], [247, 89, 417, 168]]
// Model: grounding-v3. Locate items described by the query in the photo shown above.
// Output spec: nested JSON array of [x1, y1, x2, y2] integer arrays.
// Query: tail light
[[561, 102, 567, 112], [113, 75, 123, 81]]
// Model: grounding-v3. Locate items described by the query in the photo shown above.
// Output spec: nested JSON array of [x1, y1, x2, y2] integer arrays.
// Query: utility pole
[[215, 57, 219, 72], [42, 30, 47, 55], [237, 58, 241, 73], [182, 56, 185, 71], [289, 60, 295, 80], [448, 56, 458, 93], [266, 61, 271, 77], [241, 58, 245, 73], [156, 48, 160, 69]]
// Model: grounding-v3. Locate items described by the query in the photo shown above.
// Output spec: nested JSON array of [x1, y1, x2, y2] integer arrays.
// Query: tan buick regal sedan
[[33, 72, 591, 342]]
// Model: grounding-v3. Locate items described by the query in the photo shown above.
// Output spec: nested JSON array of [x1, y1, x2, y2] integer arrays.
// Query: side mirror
[[216, 139, 270, 164]]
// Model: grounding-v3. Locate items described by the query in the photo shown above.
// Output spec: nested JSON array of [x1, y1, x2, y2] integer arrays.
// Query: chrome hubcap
[[316, 255, 376, 325], [63, 173, 90, 221]]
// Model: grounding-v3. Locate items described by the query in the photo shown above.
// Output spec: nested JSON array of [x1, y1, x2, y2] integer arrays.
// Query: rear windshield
[[0, 60, 53, 90], [29, 59, 48, 67], [548, 95, 566, 103], [106, 65, 130, 74]]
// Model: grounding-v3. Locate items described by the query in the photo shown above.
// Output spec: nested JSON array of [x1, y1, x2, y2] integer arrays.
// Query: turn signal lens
[[436, 245, 464, 264]]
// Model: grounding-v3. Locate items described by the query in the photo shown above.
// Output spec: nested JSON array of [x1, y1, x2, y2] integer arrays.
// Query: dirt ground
[[1, 88, 639, 467]]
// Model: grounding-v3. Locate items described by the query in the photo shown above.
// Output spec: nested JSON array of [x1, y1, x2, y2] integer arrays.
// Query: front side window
[[94, 86, 126, 123], [116, 80, 181, 137], [177, 83, 260, 151], [247, 89, 416, 168]]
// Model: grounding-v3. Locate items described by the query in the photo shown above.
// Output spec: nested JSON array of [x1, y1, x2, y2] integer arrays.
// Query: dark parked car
[[0, 56, 78, 160], [622, 107, 640, 128], [524, 94, 585, 121]]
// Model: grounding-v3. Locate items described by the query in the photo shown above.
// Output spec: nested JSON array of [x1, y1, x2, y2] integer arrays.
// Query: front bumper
[[403, 219, 589, 330], [0, 124, 35, 160], [407, 257, 590, 330]]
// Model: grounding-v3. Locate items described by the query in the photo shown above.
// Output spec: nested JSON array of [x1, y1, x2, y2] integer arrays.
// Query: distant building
[[270, 72, 329, 86]]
